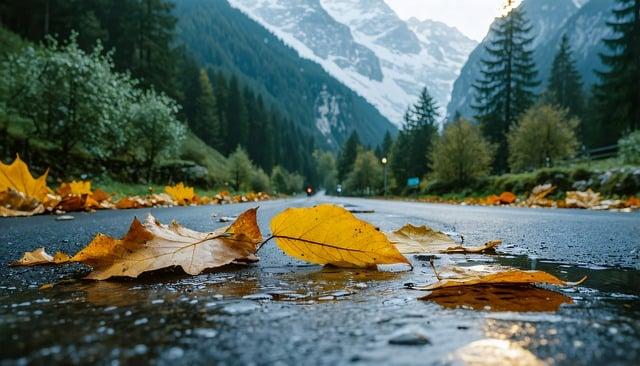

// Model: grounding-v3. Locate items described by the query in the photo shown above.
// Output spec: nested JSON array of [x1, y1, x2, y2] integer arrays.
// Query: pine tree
[[193, 69, 222, 150], [337, 131, 361, 182], [407, 87, 439, 178], [592, 0, 640, 145], [225, 76, 248, 154], [473, 6, 539, 172], [547, 34, 584, 119]]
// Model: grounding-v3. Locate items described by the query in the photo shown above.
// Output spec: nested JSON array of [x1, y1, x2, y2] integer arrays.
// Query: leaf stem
[[429, 258, 441, 281], [257, 235, 274, 252]]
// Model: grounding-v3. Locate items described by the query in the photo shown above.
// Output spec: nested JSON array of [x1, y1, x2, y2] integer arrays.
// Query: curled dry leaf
[[270, 204, 410, 268], [386, 224, 501, 254], [421, 284, 573, 312], [525, 184, 556, 207], [411, 266, 586, 291], [11, 247, 71, 266], [70, 208, 262, 280], [0, 154, 50, 202]]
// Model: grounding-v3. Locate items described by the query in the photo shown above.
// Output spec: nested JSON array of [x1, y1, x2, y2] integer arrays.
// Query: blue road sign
[[407, 177, 420, 188]]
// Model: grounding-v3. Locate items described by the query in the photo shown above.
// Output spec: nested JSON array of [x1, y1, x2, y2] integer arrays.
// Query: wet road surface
[[1, 195, 639, 365]]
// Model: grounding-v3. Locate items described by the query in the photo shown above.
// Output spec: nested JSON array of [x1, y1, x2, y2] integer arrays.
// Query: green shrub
[[618, 131, 640, 165]]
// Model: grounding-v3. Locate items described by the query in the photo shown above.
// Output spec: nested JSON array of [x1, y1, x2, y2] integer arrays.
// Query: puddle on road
[[1, 254, 639, 365]]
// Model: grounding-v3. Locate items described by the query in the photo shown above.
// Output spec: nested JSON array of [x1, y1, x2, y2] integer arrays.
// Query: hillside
[[174, 0, 397, 149], [227, 0, 476, 124]]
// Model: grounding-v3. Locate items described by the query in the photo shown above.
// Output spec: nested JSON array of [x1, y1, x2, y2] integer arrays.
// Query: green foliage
[[313, 150, 338, 193], [192, 69, 222, 150], [390, 87, 439, 187], [546, 34, 584, 120], [618, 130, 640, 165], [228, 146, 253, 192], [337, 131, 361, 182], [508, 104, 579, 172], [345, 149, 383, 195], [271, 166, 304, 194], [473, 7, 539, 172], [591, 0, 640, 146], [430, 119, 495, 186], [250, 168, 271, 193]]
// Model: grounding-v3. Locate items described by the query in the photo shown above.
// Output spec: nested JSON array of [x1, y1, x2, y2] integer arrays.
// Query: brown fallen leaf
[[0, 189, 45, 217], [421, 284, 573, 312], [386, 224, 501, 254], [11, 247, 71, 266], [270, 204, 410, 268], [499, 192, 516, 204], [70, 208, 262, 280], [115, 196, 151, 209], [410, 266, 586, 291]]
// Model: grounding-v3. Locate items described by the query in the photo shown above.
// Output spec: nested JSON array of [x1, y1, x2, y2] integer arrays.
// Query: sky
[[385, 0, 521, 41]]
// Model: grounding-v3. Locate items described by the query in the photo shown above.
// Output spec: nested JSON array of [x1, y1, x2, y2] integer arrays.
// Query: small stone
[[388, 326, 431, 346], [242, 293, 273, 301], [56, 215, 75, 221]]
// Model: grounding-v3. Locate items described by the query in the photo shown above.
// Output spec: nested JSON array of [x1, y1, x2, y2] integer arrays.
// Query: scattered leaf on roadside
[[499, 192, 516, 204], [443, 240, 502, 254], [0, 189, 45, 217], [410, 266, 586, 291], [70, 208, 262, 280], [115, 196, 150, 209], [165, 182, 195, 205], [57, 180, 92, 196], [565, 189, 601, 209], [386, 224, 501, 254], [0, 155, 50, 203], [626, 196, 640, 208], [10, 247, 70, 266], [270, 204, 410, 268], [525, 184, 556, 207], [421, 284, 573, 312]]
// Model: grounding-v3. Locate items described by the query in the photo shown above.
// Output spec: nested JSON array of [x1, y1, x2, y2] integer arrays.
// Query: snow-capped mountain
[[227, 0, 477, 126], [447, 0, 614, 120]]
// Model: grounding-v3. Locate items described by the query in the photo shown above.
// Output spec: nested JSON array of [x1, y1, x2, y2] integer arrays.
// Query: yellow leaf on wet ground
[[411, 266, 586, 291], [270, 204, 410, 268], [10, 247, 70, 266], [70, 208, 262, 280], [386, 224, 501, 254], [165, 182, 195, 205], [0, 155, 50, 202]]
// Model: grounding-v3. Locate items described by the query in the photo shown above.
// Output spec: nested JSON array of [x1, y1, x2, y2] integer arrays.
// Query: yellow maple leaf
[[164, 182, 195, 205], [0, 155, 50, 202], [270, 204, 410, 268]]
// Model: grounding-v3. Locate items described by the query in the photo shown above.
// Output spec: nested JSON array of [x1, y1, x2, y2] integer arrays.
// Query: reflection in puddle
[[421, 285, 573, 312], [451, 338, 544, 366]]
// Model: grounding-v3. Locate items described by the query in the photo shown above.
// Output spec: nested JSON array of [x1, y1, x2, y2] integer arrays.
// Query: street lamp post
[[381, 157, 388, 197]]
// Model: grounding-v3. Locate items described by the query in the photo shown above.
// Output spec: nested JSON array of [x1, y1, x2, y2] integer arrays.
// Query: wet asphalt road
[[1, 195, 639, 365]]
